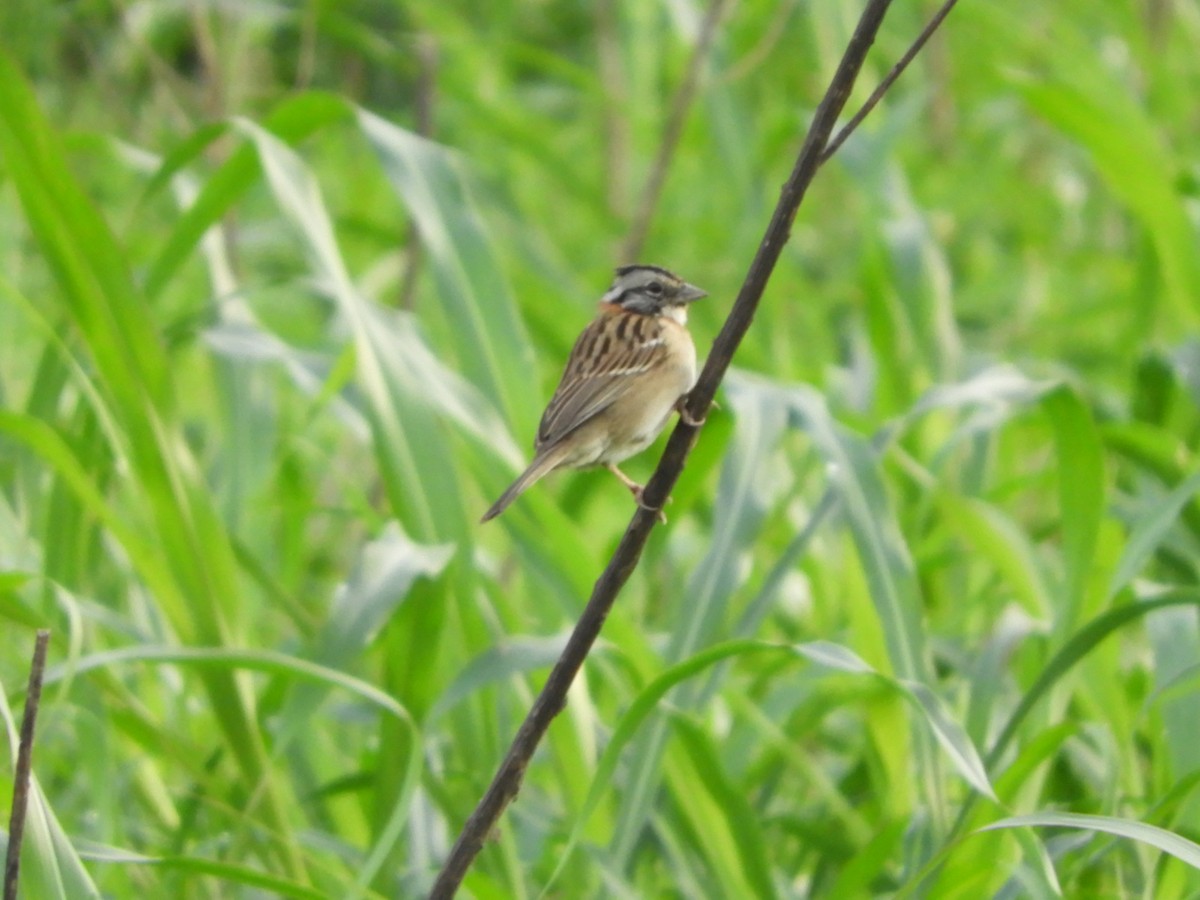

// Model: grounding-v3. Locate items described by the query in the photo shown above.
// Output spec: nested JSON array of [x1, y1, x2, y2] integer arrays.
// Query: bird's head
[[602, 264, 706, 320]]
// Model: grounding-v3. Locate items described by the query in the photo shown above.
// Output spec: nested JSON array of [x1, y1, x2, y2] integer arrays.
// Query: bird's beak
[[680, 283, 707, 303]]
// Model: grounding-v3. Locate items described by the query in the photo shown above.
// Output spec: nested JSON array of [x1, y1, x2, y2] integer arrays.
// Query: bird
[[481, 264, 706, 522]]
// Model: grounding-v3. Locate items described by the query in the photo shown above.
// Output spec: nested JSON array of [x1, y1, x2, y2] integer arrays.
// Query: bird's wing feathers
[[536, 311, 668, 449]]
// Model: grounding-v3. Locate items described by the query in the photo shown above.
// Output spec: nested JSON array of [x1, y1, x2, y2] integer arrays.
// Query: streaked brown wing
[[536, 310, 668, 449]]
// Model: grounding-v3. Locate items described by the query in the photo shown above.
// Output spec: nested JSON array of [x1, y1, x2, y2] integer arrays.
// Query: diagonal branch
[[429, 0, 958, 894]]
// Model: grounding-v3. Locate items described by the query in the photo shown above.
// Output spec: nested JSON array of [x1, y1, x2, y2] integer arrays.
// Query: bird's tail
[[480, 446, 568, 522]]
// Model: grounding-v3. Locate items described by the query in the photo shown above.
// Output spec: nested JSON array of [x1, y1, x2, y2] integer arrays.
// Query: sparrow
[[481, 264, 706, 522]]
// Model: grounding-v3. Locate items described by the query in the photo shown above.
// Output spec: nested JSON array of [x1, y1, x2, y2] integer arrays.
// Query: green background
[[2, 0, 1199, 896]]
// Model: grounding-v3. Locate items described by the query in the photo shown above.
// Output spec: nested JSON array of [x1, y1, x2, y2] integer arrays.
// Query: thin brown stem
[[597, 0, 630, 217], [820, 0, 959, 164], [622, 0, 732, 262], [295, 0, 319, 90], [719, 0, 802, 85], [188, 4, 225, 123], [398, 35, 438, 310], [428, 0, 960, 893], [4, 630, 50, 900]]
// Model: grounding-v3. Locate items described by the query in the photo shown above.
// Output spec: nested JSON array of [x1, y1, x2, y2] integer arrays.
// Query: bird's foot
[[632, 486, 668, 524], [676, 395, 715, 427], [608, 463, 669, 523]]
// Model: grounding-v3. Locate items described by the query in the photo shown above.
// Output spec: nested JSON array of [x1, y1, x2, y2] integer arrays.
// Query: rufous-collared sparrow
[[481, 264, 705, 522]]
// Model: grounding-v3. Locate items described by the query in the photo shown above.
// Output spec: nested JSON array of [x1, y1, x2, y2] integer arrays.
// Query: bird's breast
[[595, 320, 696, 464]]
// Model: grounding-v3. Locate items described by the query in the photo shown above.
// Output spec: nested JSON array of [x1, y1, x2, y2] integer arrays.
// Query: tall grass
[[2, 0, 1199, 897]]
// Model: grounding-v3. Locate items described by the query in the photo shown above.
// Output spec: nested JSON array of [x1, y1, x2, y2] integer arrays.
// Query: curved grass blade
[[669, 715, 777, 900], [965, 3, 1200, 328], [272, 525, 454, 754], [1145, 606, 1200, 778], [428, 634, 570, 724], [0, 60, 303, 871], [547, 638, 992, 894], [36, 645, 415, 725], [235, 118, 464, 539], [789, 385, 928, 681], [939, 590, 1200, 856], [610, 371, 793, 864], [357, 109, 538, 430], [0, 778, 100, 899], [986, 591, 1200, 770], [1107, 469, 1200, 599], [980, 812, 1200, 871], [75, 845, 336, 900], [143, 92, 351, 299], [1043, 386, 1105, 626]]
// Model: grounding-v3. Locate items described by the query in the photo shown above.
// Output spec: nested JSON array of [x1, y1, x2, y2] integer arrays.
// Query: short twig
[[428, 1, 959, 894], [4, 630, 51, 900], [820, 0, 960, 164]]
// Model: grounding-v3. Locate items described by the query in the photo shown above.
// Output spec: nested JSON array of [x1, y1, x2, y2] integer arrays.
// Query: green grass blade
[[987, 591, 1200, 770], [1043, 386, 1105, 626], [0, 53, 167, 407], [0, 780, 101, 899], [0, 59, 307, 874], [74, 848, 335, 900], [142, 92, 351, 299], [428, 635, 569, 724], [1145, 606, 1200, 779], [357, 109, 538, 430], [669, 715, 778, 900], [611, 372, 793, 864], [36, 645, 415, 724], [550, 638, 991, 893], [981, 812, 1200, 871], [1108, 468, 1200, 599], [236, 117, 513, 538]]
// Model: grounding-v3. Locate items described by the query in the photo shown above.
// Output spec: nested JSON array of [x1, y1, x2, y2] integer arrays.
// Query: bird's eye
[[646, 282, 664, 295]]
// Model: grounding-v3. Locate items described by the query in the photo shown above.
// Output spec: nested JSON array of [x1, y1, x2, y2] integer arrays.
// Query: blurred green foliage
[[2, 0, 1200, 897]]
